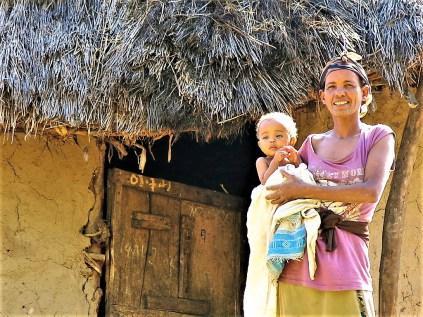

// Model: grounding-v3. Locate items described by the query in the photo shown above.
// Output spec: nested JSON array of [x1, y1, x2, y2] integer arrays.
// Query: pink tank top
[[279, 123, 394, 291]]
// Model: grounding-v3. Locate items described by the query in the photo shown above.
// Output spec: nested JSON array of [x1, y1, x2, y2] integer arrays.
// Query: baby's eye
[[261, 136, 269, 140], [275, 135, 285, 139]]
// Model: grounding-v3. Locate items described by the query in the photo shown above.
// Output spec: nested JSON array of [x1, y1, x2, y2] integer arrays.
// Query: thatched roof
[[0, 0, 421, 140]]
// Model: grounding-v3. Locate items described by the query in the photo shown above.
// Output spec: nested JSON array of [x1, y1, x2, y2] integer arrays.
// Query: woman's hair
[[256, 112, 297, 139], [319, 53, 373, 117]]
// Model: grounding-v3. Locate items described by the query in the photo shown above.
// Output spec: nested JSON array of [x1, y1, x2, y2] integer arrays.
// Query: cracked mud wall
[[294, 89, 422, 316], [0, 134, 103, 316]]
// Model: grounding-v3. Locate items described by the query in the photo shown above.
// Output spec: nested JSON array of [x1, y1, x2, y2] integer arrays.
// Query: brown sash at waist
[[318, 207, 369, 252]]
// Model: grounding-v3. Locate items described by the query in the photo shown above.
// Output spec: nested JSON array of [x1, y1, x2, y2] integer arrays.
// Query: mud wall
[[0, 135, 102, 316], [294, 89, 422, 316]]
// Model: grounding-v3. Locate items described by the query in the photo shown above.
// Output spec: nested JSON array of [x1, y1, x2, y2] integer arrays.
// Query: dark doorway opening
[[107, 123, 260, 198]]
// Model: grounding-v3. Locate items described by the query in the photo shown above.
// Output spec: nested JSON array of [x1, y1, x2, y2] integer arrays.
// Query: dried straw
[[0, 0, 421, 140]]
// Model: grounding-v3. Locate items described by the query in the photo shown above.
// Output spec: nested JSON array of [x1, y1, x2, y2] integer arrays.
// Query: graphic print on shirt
[[313, 167, 365, 185]]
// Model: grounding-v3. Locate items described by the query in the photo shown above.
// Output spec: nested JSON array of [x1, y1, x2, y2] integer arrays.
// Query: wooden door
[[106, 168, 245, 316]]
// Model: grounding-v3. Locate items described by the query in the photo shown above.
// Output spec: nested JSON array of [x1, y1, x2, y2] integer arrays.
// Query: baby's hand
[[278, 145, 301, 166], [273, 145, 301, 166], [273, 149, 290, 164]]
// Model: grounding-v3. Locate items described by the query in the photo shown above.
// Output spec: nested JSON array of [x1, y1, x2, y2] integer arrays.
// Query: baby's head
[[256, 112, 297, 157]]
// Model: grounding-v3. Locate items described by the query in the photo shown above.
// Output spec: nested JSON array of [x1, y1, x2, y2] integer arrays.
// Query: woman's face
[[319, 69, 369, 118]]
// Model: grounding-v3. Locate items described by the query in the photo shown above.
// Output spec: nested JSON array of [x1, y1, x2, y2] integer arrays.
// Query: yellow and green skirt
[[277, 282, 375, 317]]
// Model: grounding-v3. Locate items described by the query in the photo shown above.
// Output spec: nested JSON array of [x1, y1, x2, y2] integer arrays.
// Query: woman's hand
[[265, 170, 309, 204]]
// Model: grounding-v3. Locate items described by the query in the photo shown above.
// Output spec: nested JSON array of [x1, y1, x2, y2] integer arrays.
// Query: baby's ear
[[289, 137, 297, 146]]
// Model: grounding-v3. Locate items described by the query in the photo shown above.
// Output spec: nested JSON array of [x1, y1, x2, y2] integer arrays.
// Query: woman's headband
[[318, 53, 370, 90]]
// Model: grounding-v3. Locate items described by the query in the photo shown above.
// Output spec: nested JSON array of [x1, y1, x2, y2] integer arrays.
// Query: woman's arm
[[265, 134, 395, 204]]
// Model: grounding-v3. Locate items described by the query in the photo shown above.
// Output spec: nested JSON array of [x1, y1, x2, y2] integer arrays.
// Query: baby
[[255, 112, 300, 184], [245, 112, 347, 316], [244, 112, 308, 316]]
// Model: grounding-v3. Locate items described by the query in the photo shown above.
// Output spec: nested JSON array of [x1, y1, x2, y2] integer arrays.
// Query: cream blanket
[[243, 164, 346, 317]]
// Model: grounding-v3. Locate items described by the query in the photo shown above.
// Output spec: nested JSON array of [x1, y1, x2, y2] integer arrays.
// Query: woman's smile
[[333, 100, 349, 106]]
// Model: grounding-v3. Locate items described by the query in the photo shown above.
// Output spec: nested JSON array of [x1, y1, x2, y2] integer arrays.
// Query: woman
[[266, 54, 395, 316]]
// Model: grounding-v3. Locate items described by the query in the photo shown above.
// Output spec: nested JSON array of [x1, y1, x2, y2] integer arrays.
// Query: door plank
[[142, 194, 180, 298], [111, 304, 200, 317], [110, 169, 246, 210], [179, 215, 194, 298], [180, 200, 240, 316], [132, 211, 171, 231], [144, 296, 210, 316], [109, 186, 150, 307]]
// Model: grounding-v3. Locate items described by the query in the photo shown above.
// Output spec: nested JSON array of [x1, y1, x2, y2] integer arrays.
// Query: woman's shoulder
[[361, 122, 394, 134], [298, 132, 329, 160], [308, 131, 330, 147], [309, 131, 330, 140], [359, 123, 395, 161], [360, 123, 395, 142]]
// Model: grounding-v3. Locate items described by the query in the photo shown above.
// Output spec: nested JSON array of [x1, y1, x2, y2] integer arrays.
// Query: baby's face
[[257, 119, 292, 157]]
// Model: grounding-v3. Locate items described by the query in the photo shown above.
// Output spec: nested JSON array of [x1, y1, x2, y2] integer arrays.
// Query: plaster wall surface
[[0, 134, 102, 316], [294, 89, 422, 316]]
